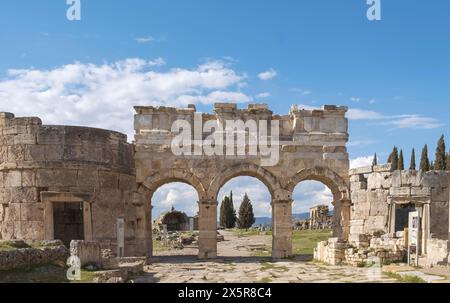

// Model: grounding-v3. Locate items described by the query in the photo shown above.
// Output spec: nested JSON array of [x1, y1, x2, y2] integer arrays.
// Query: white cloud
[[348, 108, 443, 129], [350, 97, 361, 102], [292, 181, 333, 214], [135, 36, 155, 43], [255, 92, 271, 99], [0, 58, 250, 140], [348, 139, 375, 147], [290, 88, 311, 95], [152, 183, 198, 219], [258, 68, 277, 81], [350, 156, 375, 169]]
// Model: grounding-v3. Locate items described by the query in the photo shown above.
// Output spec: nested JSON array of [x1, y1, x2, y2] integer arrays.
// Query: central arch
[[208, 163, 281, 201]]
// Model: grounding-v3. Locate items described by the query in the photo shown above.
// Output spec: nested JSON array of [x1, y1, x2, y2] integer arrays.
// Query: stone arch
[[287, 166, 351, 240], [207, 163, 282, 201], [142, 169, 207, 202], [286, 167, 349, 202]]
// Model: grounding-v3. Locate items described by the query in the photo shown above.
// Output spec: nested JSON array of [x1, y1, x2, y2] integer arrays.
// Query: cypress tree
[[410, 148, 416, 170], [420, 144, 430, 171], [446, 150, 450, 171], [237, 193, 255, 229], [398, 150, 404, 170], [388, 147, 399, 170], [372, 153, 378, 166], [229, 191, 237, 227], [219, 193, 236, 229], [435, 135, 446, 170]]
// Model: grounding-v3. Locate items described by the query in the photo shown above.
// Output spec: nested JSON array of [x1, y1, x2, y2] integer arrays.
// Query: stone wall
[[0, 240, 69, 271], [349, 165, 450, 241], [425, 238, 449, 267], [0, 113, 149, 257]]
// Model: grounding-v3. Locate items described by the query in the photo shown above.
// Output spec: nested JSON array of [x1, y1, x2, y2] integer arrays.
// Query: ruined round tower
[[0, 112, 150, 256]]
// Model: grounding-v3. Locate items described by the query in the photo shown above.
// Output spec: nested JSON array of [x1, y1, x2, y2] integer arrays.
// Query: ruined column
[[421, 203, 430, 256], [340, 199, 351, 241], [272, 199, 293, 259], [331, 201, 342, 239], [198, 199, 217, 259]]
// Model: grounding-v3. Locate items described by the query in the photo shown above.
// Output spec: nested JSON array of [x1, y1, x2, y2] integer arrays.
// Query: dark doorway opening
[[395, 203, 416, 232], [53, 202, 84, 247]]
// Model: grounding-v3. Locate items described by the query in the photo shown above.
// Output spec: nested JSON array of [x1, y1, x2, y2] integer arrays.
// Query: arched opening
[[286, 167, 351, 258], [216, 176, 273, 258], [291, 181, 334, 259], [151, 182, 200, 257]]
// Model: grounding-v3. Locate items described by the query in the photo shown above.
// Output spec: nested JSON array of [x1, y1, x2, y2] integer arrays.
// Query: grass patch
[[152, 240, 171, 252], [292, 229, 332, 256], [384, 272, 426, 283], [260, 262, 289, 272], [258, 277, 273, 283], [0, 242, 16, 252]]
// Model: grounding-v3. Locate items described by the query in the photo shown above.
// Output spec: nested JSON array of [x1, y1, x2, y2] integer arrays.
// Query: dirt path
[[134, 230, 400, 283], [217, 230, 271, 257]]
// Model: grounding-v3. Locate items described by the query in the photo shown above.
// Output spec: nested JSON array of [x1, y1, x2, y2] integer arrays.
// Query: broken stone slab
[[349, 166, 373, 175]]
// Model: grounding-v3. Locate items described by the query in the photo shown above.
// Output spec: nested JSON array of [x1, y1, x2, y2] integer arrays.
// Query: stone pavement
[[136, 231, 399, 283]]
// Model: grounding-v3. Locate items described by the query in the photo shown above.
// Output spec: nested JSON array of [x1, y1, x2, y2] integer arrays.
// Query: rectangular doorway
[[53, 202, 85, 247], [395, 203, 416, 232]]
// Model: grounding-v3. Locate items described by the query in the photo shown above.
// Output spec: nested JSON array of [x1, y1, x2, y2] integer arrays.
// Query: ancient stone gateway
[[134, 103, 351, 259]]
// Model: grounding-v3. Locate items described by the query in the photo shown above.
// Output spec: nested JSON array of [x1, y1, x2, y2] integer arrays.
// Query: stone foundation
[[0, 240, 69, 271]]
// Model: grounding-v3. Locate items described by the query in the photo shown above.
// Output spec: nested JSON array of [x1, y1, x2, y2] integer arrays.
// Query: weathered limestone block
[[350, 174, 365, 183], [426, 238, 449, 267], [77, 169, 99, 188], [422, 171, 450, 188], [364, 216, 387, 233], [20, 203, 44, 221], [389, 187, 411, 196], [352, 203, 370, 219], [369, 199, 388, 217], [349, 166, 373, 175], [367, 189, 388, 204], [13, 133, 36, 145], [401, 170, 422, 187], [4, 171, 21, 187], [21, 171, 35, 187], [373, 163, 393, 173], [8, 187, 39, 203], [411, 187, 431, 196], [70, 240, 102, 267], [430, 201, 450, 239], [349, 220, 365, 235], [119, 174, 136, 191], [391, 170, 402, 188], [44, 145, 64, 161], [17, 221, 45, 239], [99, 171, 119, 189], [431, 187, 449, 202]]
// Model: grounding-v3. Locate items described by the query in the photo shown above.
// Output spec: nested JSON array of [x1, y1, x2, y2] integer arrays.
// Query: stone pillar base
[[272, 199, 293, 259], [198, 200, 217, 259]]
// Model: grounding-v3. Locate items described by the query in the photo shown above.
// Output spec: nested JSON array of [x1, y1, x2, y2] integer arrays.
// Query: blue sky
[[1, 1, 449, 217]]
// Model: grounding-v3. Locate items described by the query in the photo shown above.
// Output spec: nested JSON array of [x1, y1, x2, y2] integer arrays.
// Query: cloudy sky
[[1, 1, 449, 218]]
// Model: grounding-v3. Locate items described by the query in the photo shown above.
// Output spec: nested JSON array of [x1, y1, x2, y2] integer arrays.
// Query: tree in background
[[219, 191, 236, 228], [409, 148, 416, 170], [398, 149, 404, 170], [446, 150, 450, 171], [237, 193, 255, 229], [420, 144, 430, 171], [435, 135, 446, 170], [388, 147, 399, 170], [372, 153, 378, 166]]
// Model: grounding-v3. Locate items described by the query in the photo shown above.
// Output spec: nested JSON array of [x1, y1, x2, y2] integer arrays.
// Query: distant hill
[[253, 213, 310, 227]]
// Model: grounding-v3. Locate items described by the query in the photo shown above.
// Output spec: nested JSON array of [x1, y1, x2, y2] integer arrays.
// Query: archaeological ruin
[[1, 103, 449, 267]]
